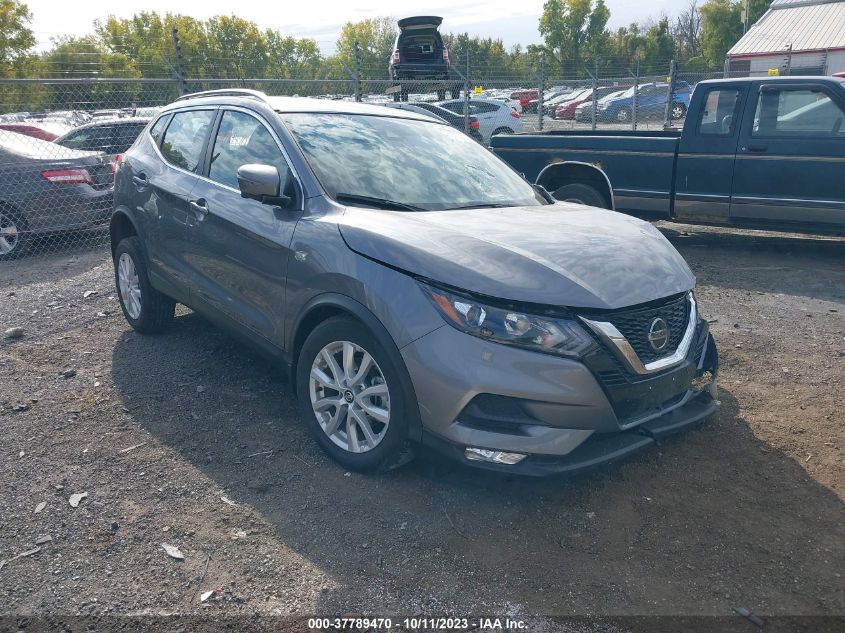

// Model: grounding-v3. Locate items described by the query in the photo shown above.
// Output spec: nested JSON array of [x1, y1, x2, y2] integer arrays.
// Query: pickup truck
[[491, 76, 845, 231]]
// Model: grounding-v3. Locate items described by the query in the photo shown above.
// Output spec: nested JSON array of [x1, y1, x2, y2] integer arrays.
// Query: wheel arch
[[109, 208, 140, 256], [288, 293, 424, 441], [535, 161, 615, 210]]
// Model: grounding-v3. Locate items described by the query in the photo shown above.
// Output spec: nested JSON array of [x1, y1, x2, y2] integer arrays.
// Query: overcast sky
[[26, 0, 689, 53]]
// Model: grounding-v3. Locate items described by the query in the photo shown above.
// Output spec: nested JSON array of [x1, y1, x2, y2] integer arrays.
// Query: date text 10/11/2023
[[307, 617, 528, 630]]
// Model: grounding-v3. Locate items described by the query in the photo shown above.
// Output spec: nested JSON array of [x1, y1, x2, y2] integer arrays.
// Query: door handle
[[743, 144, 768, 153], [132, 174, 148, 187], [189, 199, 209, 216]]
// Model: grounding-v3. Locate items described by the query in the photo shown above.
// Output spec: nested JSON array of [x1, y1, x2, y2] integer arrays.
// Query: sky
[[26, 0, 690, 54]]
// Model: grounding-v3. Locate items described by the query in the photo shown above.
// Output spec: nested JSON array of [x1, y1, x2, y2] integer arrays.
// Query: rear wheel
[[0, 206, 28, 261], [552, 183, 608, 208], [492, 127, 514, 136], [296, 316, 414, 473], [616, 106, 631, 123], [671, 102, 687, 120], [113, 236, 175, 334]]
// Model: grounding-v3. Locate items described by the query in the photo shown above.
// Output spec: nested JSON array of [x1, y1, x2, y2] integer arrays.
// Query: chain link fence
[[0, 58, 730, 261]]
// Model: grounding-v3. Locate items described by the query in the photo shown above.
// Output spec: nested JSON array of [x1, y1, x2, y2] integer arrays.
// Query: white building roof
[[728, 0, 845, 56]]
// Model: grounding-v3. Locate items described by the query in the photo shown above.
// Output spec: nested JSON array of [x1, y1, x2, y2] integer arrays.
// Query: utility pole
[[171, 27, 188, 96]]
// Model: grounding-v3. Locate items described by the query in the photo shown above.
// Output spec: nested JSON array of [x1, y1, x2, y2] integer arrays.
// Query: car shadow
[[110, 312, 845, 616]]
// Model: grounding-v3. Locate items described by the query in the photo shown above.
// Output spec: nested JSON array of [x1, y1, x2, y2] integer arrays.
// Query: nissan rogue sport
[[110, 89, 719, 476]]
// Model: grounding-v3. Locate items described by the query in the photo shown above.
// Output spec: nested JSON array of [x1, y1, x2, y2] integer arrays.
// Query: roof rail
[[175, 89, 270, 103]]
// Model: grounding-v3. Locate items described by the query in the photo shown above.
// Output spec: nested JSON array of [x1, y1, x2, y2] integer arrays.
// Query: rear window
[[160, 110, 215, 172]]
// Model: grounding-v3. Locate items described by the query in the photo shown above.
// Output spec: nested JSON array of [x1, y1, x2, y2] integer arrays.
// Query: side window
[[208, 110, 291, 192], [697, 88, 741, 135], [441, 102, 461, 114], [753, 88, 845, 137], [149, 115, 169, 145], [160, 110, 215, 172], [472, 102, 497, 114], [113, 124, 146, 152]]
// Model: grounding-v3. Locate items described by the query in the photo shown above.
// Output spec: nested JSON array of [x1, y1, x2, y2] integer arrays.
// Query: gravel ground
[[0, 222, 843, 631]]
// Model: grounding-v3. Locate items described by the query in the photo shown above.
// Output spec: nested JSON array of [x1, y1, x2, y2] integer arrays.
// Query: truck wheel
[[616, 107, 631, 123], [671, 102, 687, 120], [552, 183, 608, 208]]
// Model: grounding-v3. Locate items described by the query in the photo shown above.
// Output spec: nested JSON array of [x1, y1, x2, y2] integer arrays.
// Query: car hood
[[337, 204, 695, 310]]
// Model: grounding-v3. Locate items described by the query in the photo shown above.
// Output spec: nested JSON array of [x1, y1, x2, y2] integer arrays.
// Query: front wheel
[[296, 317, 414, 473], [113, 236, 175, 334], [552, 183, 608, 208], [0, 207, 28, 261]]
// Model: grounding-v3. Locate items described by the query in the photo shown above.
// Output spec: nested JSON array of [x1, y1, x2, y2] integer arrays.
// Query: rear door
[[139, 108, 217, 295], [674, 83, 745, 222], [731, 82, 845, 227], [185, 108, 302, 348]]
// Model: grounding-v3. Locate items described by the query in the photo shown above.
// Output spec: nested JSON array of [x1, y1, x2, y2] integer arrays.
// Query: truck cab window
[[698, 88, 741, 135]]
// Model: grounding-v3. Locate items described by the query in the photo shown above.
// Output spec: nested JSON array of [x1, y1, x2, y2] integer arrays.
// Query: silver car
[[437, 97, 523, 142], [111, 89, 718, 476]]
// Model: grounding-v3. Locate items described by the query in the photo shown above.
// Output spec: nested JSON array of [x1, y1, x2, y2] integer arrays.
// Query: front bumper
[[401, 319, 718, 476]]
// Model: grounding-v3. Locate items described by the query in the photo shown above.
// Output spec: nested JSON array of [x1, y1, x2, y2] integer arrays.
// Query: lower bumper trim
[[421, 391, 717, 477]]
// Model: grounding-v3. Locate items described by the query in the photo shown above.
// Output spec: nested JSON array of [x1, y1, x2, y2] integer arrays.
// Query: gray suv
[[111, 89, 719, 476]]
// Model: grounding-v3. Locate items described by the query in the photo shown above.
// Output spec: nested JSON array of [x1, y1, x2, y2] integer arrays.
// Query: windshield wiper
[[447, 202, 514, 210], [335, 193, 426, 212]]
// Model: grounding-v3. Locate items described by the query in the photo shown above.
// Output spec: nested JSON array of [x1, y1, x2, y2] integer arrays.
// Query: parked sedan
[[574, 90, 626, 122], [596, 81, 693, 123], [438, 98, 522, 142], [0, 131, 113, 259], [385, 102, 484, 141], [555, 86, 621, 120], [0, 123, 61, 142], [55, 117, 150, 164]]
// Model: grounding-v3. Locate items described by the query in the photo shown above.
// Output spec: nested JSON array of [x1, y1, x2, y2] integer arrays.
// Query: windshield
[[281, 113, 545, 211]]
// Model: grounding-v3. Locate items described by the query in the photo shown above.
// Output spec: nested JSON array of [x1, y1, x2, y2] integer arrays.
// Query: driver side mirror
[[237, 164, 292, 208]]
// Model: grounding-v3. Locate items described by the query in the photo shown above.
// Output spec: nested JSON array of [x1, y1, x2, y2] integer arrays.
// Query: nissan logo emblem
[[647, 317, 670, 352]]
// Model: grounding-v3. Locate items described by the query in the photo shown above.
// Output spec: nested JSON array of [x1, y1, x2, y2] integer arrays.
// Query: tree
[[265, 31, 322, 79], [643, 17, 676, 71], [0, 0, 34, 76], [334, 17, 395, 78], [699, 0, 743, 68], [539, 0, 608, 77], [673, 0, 702, 60]]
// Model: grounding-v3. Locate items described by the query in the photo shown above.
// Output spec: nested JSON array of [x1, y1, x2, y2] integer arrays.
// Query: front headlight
[[598, 103, 609, 110], [421, 283, 596, 359]]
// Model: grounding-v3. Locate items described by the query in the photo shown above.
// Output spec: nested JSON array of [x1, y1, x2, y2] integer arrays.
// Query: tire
[[552, 183, 608, 208], [671, 102, 687, 120], [113, 236, 175, 334], [296, 316, 414, 473], [492, 127, 514, 136], [616, 106, 631, 123], [0, 206, 28, 261]]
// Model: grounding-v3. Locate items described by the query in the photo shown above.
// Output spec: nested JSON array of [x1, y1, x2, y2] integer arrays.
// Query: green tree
[[699, 0, 743, 68], [643, 17, 676, 71], [206, 15, 267, 78], [265, 31, 322, 79], [539, 0, 607, 76], [0, 0, 34, 77], [334, 16, 395, 78]]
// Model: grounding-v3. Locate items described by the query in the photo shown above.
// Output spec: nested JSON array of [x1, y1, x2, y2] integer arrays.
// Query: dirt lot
[[0, 223, 843, 630]]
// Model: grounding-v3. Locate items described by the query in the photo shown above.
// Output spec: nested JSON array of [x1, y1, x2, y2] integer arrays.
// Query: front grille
[[601, 293, 690, 364]]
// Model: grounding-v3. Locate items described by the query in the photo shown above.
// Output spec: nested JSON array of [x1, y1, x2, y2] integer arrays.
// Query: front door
[[184, 108, 302, 348], [674, 84, 745, 222], [731, 82, 845, 227]]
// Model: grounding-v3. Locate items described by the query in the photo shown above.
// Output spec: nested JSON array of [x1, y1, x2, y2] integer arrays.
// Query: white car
[[437, 98, 522, 143]]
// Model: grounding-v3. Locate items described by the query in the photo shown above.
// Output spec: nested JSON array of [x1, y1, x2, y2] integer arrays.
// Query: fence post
[[591, 58, 599, 131], [464, 51, 470, 134], [353, 41, 362, 102], [633, 60, 640, 130], [537, 54, 545, 132], [171, 27, 188, 96], [663, 59, 677, 129]]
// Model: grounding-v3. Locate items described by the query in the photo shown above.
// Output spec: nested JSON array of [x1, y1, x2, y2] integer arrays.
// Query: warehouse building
[[726, 0, 845, 76]]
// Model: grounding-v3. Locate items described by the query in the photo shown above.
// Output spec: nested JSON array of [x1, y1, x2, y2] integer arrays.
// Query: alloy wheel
[[117, 252, 142, 320], [672, 104, 685, 120], [0, 212, 19, 256], [616, 109, 629, 123], [309, 340, 390, 453]]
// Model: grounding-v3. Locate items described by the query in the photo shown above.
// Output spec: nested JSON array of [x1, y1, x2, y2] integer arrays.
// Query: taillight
[[510, 110, 520, 119], [110, 154, 123, 176], [470, 120, 480, 129], [392, 51, 400, 64], [41, 169, 93, 185], [442, 48, 449, 62]]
